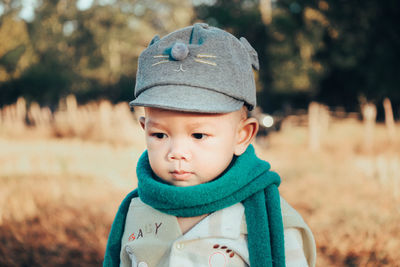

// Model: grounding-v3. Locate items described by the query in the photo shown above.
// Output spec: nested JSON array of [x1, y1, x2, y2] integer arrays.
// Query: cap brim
[[129, 85, 244, 113]]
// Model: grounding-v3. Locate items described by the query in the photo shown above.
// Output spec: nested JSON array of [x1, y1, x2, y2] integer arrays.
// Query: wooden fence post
[[308, 102, 330, 151], [383, 97, 396, 142], [361, 103, 377, 153]]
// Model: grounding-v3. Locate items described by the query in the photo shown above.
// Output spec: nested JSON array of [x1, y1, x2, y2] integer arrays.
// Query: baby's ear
[[139, 116, 146, 130], [234, 117, 259, 156]]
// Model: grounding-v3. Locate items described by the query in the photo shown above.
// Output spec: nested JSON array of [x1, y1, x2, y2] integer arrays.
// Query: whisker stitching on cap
[[194, 59, 217, 66], [152, 60, 170, 66], [196, 54, 217, 58]]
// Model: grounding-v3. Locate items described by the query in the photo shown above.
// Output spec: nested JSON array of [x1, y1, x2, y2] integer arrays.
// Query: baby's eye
[[192, 133, 207, 140], [151, 133, 167, 139]]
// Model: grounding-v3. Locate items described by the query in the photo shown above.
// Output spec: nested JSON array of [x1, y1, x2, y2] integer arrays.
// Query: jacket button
[[138, 262, 148, 267], [175, 243, 184, 250]]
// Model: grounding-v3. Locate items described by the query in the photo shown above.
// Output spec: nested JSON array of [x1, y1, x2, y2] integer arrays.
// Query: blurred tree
[[266, 0, 400, 114], [0, 0, 194, 106], [0, 12, 37, 80], [314, 0, 400, 115], [261, 0, 328, 112]]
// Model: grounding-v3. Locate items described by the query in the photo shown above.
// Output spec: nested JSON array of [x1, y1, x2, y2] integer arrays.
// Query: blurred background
[[0, 0, 399, 266]]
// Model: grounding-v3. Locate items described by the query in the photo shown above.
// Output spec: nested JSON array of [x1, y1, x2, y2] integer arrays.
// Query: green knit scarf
[[103, 145, 285, 267]]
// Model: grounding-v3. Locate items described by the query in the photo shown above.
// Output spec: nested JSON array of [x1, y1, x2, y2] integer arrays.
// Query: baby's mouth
[[170, 170, 193, 181]]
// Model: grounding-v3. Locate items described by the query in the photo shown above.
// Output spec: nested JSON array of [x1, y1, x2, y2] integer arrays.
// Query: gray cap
[[129, 23, 259, 113]]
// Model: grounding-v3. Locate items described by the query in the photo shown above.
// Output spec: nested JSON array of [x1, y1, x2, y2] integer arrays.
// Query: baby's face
[[140, 107, 245, 187]]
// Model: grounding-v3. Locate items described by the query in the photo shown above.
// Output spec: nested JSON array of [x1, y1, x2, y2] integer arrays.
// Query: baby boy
[[104, 23, 316, 267]]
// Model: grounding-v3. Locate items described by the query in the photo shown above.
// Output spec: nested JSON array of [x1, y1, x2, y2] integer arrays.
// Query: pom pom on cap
[[171, 42, 189, 61]]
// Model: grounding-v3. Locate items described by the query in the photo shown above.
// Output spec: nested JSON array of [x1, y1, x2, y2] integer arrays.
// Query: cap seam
[[136, 83, 248, 104]]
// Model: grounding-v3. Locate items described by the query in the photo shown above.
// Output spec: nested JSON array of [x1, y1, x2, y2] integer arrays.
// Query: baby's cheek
[[201, 154, 232, 178], [147, 150, 164, 169], [145, 137, 157, 147], [146, 139, 166, 154], [148, 157, 166, 178]]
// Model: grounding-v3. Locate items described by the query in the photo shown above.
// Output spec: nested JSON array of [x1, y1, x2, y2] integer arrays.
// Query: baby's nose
[[167, 150, 190, 161], [167, 143, 191, 161]]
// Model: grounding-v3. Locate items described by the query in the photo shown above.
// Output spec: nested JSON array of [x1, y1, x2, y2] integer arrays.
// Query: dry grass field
[[0, 97, 399, 266]]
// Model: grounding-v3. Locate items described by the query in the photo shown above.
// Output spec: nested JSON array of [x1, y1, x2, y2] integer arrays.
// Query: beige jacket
[[120, 197, 316, 267]]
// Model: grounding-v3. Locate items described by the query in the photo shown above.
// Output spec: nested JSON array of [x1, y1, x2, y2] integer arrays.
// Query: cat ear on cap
[[148, 35, 160, 47], [240, 37, 259, 71]]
